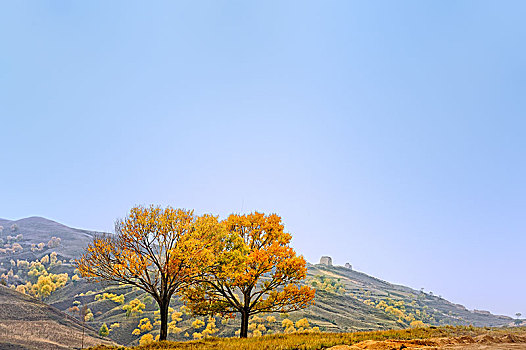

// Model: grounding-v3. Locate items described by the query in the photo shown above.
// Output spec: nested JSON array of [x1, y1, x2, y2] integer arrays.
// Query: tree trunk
[[240, 310, 249, 338], [158, 298, 170, 341]]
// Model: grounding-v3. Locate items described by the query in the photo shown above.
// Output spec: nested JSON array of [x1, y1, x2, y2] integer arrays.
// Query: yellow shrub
[[295, 318, 310, 329], [192, 319, 205, 329], [282, 319, 294, 329], [139, 333, 154, 345], [410, 320, 425, 328]]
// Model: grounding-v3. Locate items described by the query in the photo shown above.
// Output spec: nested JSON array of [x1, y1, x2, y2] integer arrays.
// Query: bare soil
[[329, 332, 526, 350]]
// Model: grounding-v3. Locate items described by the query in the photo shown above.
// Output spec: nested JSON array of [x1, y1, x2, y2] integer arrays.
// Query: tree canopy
[[181, 212, 315, 338], [76, 206, 219, 340], [77, 207, 314, 340]]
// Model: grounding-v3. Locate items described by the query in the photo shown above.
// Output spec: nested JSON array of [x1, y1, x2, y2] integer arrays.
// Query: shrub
[[201, 317, 217, 338], [266, 316, 277, 323], [12, 243, 22, 253], [139, 333, 154, 345], [122, 298, 145, 317], [85, 309, 94, 322], [95, 292, 125, 304], [47, 237, 61, 248], [410, 320, 425, 328], [295, 318, 310, 330], [192, 319, 205, 329]]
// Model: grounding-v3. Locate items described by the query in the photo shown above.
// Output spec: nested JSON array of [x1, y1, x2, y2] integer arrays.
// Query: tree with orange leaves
[[76, 206, 219, 341], [181, 212, 315, 338]]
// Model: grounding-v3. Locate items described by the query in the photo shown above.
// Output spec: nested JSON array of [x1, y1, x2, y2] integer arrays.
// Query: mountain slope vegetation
[[0, 217, 514, 346]]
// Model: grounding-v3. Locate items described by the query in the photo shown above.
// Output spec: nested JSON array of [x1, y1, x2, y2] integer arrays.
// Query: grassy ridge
[[88, 326, 525, 350]]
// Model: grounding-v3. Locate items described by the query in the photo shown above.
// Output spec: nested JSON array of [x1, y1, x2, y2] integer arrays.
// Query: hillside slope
[[0, 285, 113, 350], [300, 264, 512, 330], [0, 217, 516, 346]]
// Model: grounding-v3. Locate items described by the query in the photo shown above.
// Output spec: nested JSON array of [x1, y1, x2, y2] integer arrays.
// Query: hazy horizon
[[1, 1, 524, 318]]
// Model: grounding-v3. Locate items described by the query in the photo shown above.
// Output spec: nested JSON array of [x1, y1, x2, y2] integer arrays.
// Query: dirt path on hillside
[[328, 333, 526, 350]]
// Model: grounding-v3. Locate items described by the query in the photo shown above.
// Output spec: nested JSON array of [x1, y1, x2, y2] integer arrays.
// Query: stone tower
[[319, 256, 333, 266], [345, 263, 352, 270]]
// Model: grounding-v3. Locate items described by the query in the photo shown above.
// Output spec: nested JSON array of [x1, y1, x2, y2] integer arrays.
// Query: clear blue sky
[[1, 1, 524, 317]]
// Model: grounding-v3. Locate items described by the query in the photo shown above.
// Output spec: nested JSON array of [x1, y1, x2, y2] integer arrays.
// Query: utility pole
[[80, 305, 87, 349]]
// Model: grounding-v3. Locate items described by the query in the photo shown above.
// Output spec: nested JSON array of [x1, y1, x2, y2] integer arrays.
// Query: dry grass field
[[88, 326, 526, 350], [0, 320, 113, 350], [0, 285, 114, 350]]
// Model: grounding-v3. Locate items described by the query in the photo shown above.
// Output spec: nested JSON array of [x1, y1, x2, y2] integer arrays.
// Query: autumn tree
[[99, 323, 109, 337], [181, 212, 315, 338], [76, 206, 219, 341]]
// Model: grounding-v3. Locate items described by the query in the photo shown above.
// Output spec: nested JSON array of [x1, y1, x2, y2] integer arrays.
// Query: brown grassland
[[88, 326, 526, 350], [0, 320, 114, 350]]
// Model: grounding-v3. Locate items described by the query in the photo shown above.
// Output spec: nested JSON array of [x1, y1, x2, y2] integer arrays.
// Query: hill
[[0, 217, 517, 346], [0, 285, 113, 350], [0, 216, 103, 260], [295, 264, 512, 331]]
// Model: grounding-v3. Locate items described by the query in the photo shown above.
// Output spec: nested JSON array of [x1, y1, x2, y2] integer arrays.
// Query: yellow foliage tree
[[168, 310, 183, 334], [122, 298, 145, 317], [295, 318, 310, 331], [182, 212, 315, 338], [132, 317, 153, 336], [99, 323, 109, 337], [76, 206, 219, 340], [192, 319, 205, 329], [410, 320, 425, 328], [201, 317, 218, 338], [29, 273, 68, 299], [139, 333, 154, 345], [95, 292, 125, 304], [282, 318, 295, 333], [84, 308, 94, 322], [266, 315, 276, 323], [15, 284, 26, 294]]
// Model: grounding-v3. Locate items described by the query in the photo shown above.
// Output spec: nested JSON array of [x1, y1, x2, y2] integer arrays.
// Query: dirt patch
[[328, 332, 526, 350]]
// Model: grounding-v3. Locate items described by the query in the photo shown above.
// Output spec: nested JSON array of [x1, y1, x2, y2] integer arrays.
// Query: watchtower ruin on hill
[[319, 256, 332, 266]]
